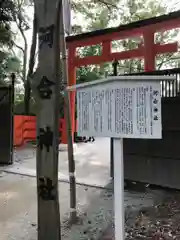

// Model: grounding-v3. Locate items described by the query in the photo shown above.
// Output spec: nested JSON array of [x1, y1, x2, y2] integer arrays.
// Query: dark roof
[[125, 68, 180, 76], [66, 10, 180, 43]]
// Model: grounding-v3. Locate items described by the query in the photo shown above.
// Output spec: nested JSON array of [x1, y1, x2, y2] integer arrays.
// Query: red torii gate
[[65, 10, 180, 143], [13, 10, 180, 146]]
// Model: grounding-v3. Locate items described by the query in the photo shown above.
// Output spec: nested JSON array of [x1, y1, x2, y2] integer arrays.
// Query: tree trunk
[[24, 79, 30, 114], [24, 10, 38, 114], [23, 42, 28, 82], [31, 1, 61, 239]]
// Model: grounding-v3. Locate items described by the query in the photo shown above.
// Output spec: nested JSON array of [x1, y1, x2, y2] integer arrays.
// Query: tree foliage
[[72, 0, 119, 21], [0, 0, 21, 83], [73, 0, 120, 82], [115, 0, 180, 73], [73, 0, 180, 82], [12, 0, 33, 83]]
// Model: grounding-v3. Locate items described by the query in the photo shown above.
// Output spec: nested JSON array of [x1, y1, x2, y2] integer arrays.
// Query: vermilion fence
[[13, 115, 68, 146]]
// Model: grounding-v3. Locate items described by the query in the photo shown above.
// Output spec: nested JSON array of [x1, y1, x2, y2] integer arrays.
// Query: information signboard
[[67, 75, 175, 240], [77, 80, 162, 139]]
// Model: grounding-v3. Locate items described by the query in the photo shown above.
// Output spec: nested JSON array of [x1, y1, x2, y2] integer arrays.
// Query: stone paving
[[11, 138, 110, 188]]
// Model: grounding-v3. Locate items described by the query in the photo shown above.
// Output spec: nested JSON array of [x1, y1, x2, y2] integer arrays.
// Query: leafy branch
[[12, 41, 24, 53], [157, 53, 175, 70], [94, 0, 119, 11]]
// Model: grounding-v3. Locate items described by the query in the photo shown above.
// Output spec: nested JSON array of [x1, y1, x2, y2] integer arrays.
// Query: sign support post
[[110, 60, 119, 179], [114, 138, 124, 239], [67, 75, 175, 240]]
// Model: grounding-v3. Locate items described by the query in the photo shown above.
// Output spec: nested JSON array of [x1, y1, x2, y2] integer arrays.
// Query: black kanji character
[[37, 126, 53, 152], [153, 98, 158, 104], [37, 76, 55, 99], [38, 177, 55, 201], [154, 107, 158, 113], [153, 90, 159, 96], [154, 115, 158, 121], [39, 25, 54, 49]]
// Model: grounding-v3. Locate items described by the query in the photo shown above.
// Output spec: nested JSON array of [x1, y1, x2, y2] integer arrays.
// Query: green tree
[[13, 0, 119, 112], [0, 0, 21, 83], [0, 0, 14, 45], [11, 0, 37, 113], [72, 0, 119, 21], [12, 0, 33, 83]]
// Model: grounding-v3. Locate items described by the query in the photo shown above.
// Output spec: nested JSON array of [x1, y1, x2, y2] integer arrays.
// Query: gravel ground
[[63, 183, 170, 240], [125, 190, 180, 240], [100, 186, 180, 240]]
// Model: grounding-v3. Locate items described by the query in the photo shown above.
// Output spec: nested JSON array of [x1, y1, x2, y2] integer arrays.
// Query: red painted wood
[[154, 42, 178, 54], [102, 41, 111, 59], [13, 116, 69, 146], [74, 48, 143, 67], [65, 17, 180, 143], [143, 31, 156, 71], [67, 46, 76, 141], [73, 42, 177, 67]]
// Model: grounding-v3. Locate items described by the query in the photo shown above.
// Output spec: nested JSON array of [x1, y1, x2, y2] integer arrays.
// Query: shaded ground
[[125, 192, 180, 240], [100, 187, 180, 240]]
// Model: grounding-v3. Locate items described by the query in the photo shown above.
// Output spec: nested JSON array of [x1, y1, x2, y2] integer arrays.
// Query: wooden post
[[31, 1, 62, 239], [59, 0, 77, 223]]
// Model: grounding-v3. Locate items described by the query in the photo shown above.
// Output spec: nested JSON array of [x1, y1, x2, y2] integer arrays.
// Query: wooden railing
[[13, 115, 68, 146]]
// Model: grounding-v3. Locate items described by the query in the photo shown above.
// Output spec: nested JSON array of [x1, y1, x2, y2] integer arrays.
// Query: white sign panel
[[77, 80, 162, 139]]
